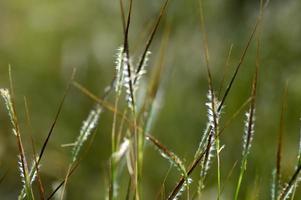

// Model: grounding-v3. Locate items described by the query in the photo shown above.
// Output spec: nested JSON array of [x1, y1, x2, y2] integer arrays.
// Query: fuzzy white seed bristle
[[0, 88, 17, 136], [114, 46, 151, 109], [114, 47, 125, 92], [197, 90, 222, 181], [205, 90, 221, 129], [122, 54, 135, 109], [18, 155, 26, 186], [133, 51, 151, 89], [19, 158, 41, 198], [72, 107, 101, 162], [173, 178, 193, 200], [242, 108, 256, 156]]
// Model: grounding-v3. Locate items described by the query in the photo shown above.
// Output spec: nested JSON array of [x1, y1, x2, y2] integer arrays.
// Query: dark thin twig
[[134, 0, 170, 81], [167, 141, 209, 200], [218, 19, 259, 111], [38, 70, 76, 164], [119, 0, 126, 34], [278, 165, 301, 200], [123, 0, 136, 110], [8, 66, 32, 198], [24, 97, 45, 200], [274, 84, 288, 199], [47, 128, 97, 200], [218, 44, 234, 98], [168, 5, 261, 198]]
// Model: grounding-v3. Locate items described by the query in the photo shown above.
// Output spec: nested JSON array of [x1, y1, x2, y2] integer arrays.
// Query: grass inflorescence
[[1, 0, 301, 200]]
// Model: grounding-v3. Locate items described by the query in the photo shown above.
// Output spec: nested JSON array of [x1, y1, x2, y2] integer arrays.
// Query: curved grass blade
[[272, 85, 288, 200]]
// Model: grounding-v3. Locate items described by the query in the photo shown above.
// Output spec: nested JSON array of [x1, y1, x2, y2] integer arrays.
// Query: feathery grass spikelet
[[201, 137, 215, 177], [147, 135, 190, 200], [114, 45, 151, 109], [29, 165, 38, 186], [173, 178, 192, 200], [205, 90, 221, 129], [18, 157, 38, 200], [272, 86, 287, 200], [197, 90, 222, 184], [19, 157, 40, 199], [277, 125, 301, 200], [242, 109, 256, 156], [115, 46, 125, 92], [146, 135, 187, 178], [18, 155, 26, 191], [271, 169, 278, 200], [133, 51, 151, 89], [122, 51, 151, 109], [197, 90, 222, 154], [1, 88, 33, 200], [279, 178, 301, 200], [122, 54, 135, 109], [0, 88, 17, 136], [72, 107, 101, 162], [234, 66, 257, 200]]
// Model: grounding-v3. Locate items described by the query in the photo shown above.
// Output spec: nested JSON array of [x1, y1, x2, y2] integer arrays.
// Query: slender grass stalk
[[1, 67, 35, 200], [37, 69, 76, 171], [290, 121, 301, 199], [167, 143, 208, 200], [175, 5, 261, 200], [135, 1, 170, 192], [277, 118, 301, 200], [115, 0, 171, 198], [155, 165, 172, 200], [47, 128, 98, 200], [278, 165, 301, 200], [235, 2, 264, 199], [116, 110, 128, 151], [146, 135, 191, 200], [1, 94, 33, 199], [120, 1, 142, 198], [23, 69, 75, 200], [198, 0, 222, 197], [272, 85, 288, 200], [234, 37, 259, 200], [219, 97, 253, 135], [110, 46, 125, 200], [218, 17, 259, 110], [24, 97, 45, 200], [134, 0, 170, 79], [3, 1, 301, 200], [220, 160, 238, 195], [69, 77, 114, 198], [146, 135, 187, 178], [47, 69, 114, 199], [119, 0, 126, 34], [234, 83, 257, 200], [59, 164, 72, 200], [218, 44, 234, 99], [68, 16, 256, 196]]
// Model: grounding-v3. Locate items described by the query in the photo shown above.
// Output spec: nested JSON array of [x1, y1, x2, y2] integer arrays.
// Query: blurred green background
[[1, 0, 301, 199]]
